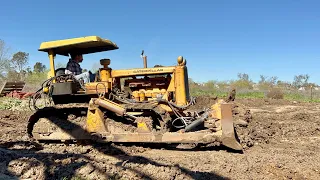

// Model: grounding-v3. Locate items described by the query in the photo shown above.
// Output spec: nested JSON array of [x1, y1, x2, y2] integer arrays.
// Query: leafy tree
[[26, 66, 32, 75], [0, 39, 11, 79], [231, 73, 253, 90], [6, 69, 20, 81], [216, 80, 230, 90], [11, 51, 29, 80], [11, 51, 29, 72], [33, 62, 46, 73], [259, 75, 266, 84], [258, 75, 278, 90], [276, 80, 292, 90], [237, 73, 249, 81], [293, 74, 309, 88], [269, 76, 278, 85], [204, 80, 217, 90]]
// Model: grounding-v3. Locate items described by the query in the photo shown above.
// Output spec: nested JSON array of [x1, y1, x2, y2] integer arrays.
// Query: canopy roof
[[38, 36, 119, 56]]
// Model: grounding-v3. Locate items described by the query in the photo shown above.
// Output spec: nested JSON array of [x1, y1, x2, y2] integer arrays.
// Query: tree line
[[1, 39, 317, 90], [189, 72, 317, 91], [0, 39, 47, 82]]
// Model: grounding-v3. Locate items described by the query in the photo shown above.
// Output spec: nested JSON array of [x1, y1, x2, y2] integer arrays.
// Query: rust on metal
[[0, 81, 26, 97], [94, 98, 125, 116], [220, 103, 242, 150]]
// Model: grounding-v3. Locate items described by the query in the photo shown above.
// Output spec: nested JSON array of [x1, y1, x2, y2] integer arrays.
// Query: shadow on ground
[[0, 140, 230, 180]]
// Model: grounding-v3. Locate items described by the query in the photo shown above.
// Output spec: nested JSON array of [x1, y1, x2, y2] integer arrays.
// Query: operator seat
[[55, 68, 66, 76]]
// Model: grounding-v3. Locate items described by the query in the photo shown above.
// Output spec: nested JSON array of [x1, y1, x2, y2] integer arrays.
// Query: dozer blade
[[210, 100, 242, 150], [220, 103, 242, 150]]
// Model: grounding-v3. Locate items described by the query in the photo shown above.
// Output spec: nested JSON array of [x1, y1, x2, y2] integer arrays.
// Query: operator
[[65, 52, 95, 83]]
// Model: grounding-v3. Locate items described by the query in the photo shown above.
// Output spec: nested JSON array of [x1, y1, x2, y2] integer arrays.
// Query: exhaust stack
[[141, 50, 147, 68]]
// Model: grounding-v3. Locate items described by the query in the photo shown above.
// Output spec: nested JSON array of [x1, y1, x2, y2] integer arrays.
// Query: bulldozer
[[27, 36, 242, 151]]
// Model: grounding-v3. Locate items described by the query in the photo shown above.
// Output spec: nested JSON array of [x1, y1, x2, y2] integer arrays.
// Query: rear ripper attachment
[[27, 97, 242, 151]]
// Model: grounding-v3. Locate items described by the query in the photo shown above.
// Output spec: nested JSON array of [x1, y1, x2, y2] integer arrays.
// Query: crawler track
[[26, 104, 242, 150]]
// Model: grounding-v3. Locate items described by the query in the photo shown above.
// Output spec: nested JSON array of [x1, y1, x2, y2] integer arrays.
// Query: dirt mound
[[188, 96, 218, 111]]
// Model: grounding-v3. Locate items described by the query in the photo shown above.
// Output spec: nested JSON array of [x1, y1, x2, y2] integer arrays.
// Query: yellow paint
[[175, 65, 187, 106], [100, 59, 112, 85], [132, 88, 167, 100], [137, 122, 150, 132], [145, 89, 152, 97], [39, 36, 118, 56], [160, 89, 166, 94], [139, 91, 146, 101], [99, 68, 112, 90], [43, 87, 49, 93], [160, 104, 173, 112], [111, 66, 175, 77], [86, 107, 107, 133], [132, 91, 140, 101], [48, 50, 56, 82], [211, 99, 224, 119], [151, 88, 159, 98], [84, 82, 109, 94], [167, 73, 175, 92], [100, 69, 111, 82], [177, 56, 184, 64]]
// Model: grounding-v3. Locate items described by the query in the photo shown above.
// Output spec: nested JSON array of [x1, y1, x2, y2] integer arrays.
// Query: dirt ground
[[0, 97, 320, 180]]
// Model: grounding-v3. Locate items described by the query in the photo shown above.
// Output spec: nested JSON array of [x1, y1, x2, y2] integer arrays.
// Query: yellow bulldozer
[[27, 36, 242, 150]]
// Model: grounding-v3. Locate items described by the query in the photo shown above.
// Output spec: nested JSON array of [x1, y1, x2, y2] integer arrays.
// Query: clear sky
[[1, 0, 319, 83]]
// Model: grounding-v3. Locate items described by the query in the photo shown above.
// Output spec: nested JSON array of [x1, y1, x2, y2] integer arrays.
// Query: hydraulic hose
[[184, 111, 210, 132], [156, 96, 195, 110]]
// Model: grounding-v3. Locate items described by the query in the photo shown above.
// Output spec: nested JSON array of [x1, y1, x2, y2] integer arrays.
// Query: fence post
[[311, 85, 313, 101]]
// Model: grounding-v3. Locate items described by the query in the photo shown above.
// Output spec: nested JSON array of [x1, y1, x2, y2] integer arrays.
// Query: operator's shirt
[[65, 59, 82, 75]]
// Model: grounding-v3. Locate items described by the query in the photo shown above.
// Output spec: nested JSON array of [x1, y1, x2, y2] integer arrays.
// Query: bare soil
[[0, 97, 320, 180]]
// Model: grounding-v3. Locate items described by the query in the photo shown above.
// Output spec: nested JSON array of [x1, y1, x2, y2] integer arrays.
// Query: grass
[[236, 91, 265, 99], [190, 87, 320, 103], [0, 97, 23, 110], [190, 88, 265, 99], [283, 92, 320, 103]]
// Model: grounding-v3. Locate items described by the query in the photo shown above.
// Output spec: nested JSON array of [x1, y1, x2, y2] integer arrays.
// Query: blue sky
[[1, 0, 320, 83]]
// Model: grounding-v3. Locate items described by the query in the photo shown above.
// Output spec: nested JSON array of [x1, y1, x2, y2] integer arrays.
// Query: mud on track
[[0, 97, 320, 180]]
